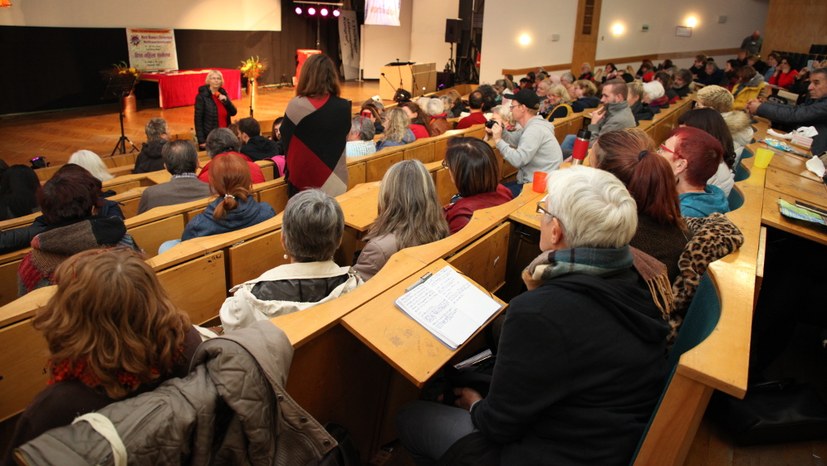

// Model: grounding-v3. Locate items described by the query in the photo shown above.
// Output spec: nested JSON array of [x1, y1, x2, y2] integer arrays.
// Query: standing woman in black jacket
[[194, 70, 238, 150]]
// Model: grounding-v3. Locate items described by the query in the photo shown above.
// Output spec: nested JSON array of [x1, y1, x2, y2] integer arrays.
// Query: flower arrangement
[[112, 61, 140, 79], [240, 56, 266, 80]]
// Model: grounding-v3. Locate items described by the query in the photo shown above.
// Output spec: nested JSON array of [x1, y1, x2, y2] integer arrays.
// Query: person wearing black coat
[[238, 117, 281, 161], [194, 70, 237, 149], [133, 118, 168, 174]]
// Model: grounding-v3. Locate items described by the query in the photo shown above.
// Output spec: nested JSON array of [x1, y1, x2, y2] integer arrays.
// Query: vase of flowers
[[240, 56, 266, 94], [102, 61, 141, 112], [240, 56, 266, 116]]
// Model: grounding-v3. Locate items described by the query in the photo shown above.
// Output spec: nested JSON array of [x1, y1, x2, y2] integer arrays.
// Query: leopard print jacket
[[671, 213, 745, 322]]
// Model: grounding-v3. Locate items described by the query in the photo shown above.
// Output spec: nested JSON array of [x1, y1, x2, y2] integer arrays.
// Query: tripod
[[111, 98, 139, 156], [445, 42, 456, 74], [102, 73, 139, 156]]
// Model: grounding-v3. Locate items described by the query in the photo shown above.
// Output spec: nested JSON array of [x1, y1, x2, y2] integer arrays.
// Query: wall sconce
[[517, 33, 532, 47], [684, 15, 699, 28], [610, 22, 626, 37]]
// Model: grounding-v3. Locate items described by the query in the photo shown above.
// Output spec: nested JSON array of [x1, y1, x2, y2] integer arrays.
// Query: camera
[[30, 156, 49, 170], [484, 120, 499, 129]]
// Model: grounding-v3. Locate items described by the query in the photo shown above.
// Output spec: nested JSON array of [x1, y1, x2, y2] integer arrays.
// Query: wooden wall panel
[[763, 0, 827, 55]]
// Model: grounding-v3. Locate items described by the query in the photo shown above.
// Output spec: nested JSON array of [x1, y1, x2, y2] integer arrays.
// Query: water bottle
[[571, 129, 591, 165]]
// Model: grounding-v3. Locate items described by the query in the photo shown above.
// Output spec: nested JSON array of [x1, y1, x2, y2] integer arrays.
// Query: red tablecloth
[[140, 68, 242, 109]]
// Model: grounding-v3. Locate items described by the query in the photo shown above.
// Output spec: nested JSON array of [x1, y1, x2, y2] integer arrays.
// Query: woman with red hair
[[182, 153, 275, 240], [592, 129, 689, 281], [658, 127, 729, 217]]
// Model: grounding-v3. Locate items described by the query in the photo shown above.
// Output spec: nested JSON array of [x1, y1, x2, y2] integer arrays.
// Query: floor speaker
[[445, 19, 461, 43]]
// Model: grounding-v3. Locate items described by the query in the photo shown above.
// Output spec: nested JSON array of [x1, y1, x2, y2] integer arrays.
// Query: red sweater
[[770, 69, 798, 89], [198, 152, 266, 184], [444, 184, 513, 234], [456, 111, 487, 130]]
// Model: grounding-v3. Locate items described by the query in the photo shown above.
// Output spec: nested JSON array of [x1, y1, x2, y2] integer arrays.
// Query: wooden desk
[[337, 182, 380, 233], [764, 167, 827, 207], [767, 150, 822, 182], [508, 192, 544, 230], [761, 188, 827, 246], [340, 259, 505, 387]]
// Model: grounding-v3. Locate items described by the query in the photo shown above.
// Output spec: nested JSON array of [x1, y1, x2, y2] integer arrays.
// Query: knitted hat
[[696, 85, 734, 112], [512, 89, 541, 110], [642, 80, 665, 100]]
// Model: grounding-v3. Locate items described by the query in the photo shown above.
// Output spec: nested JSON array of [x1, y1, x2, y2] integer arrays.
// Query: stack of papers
[[395, 267, 502, 349]]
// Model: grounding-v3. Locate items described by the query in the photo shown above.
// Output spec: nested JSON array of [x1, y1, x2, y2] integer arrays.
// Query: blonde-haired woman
[[354, 160, 449, 280], [194, 69, 238, 149], [68, 150, 113, 182], [5, 248, 200, 458], [376, 107, 415, 151], [545, 84, 573, 122]]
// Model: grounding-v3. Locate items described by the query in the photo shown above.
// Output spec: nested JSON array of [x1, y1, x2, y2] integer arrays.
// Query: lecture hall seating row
[[0, 91, 722, 463]]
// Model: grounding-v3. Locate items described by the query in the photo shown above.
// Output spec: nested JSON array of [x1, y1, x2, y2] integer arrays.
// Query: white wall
[[361, 0, 413, 79], [0, 0, 281, 31], [410, 0, 460, 73], [479, 0, 579, 84], [596, 0, 769, 59]]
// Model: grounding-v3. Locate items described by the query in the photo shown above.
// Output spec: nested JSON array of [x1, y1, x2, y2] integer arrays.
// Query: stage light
[[294, 6, 302, 14], [320, 7, 329, 16], [308, 6, 316, 15], [333, 9, 340, 17]]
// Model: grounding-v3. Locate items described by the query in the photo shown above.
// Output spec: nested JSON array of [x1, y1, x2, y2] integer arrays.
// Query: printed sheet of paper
[[395, 267, 501, 349]]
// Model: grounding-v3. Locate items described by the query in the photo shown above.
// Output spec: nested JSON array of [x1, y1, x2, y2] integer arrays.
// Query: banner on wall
[[365, 0, 400, 27], [126, 28, 179, 71], [338, 10, 360, 80]]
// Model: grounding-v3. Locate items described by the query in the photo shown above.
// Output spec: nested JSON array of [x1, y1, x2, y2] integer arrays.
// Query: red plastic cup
[[532, 171, 548, 193]]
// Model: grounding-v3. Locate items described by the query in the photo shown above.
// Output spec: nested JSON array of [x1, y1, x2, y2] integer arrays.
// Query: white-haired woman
[[424, 98, 450, 136], [194, 70, 238, 149], [219, 189, 362, 331], [68, 150, 113, 182], [642, 80, 668, 108], [397, 166, 671, 465]]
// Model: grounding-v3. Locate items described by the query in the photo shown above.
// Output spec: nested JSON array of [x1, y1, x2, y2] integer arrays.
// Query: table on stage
[[759, 149, 827, 246], [139, 68, 242, 109]]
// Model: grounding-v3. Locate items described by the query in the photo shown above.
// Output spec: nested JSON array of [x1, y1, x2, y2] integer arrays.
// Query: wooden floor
[[0, 81, 382, 167]]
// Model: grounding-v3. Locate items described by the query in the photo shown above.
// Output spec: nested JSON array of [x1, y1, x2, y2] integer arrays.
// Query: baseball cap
[[512, 89, 541, 110]]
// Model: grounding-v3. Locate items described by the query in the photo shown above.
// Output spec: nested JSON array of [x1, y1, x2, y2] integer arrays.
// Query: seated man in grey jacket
[[487, 89, 563, 197], [561, 79, 636, 157], [747, 67, 827, 156], [137, 140, 212, 214]]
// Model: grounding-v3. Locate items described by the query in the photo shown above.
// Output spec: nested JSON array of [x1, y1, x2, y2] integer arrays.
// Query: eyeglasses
[[536, 202, 553, 217], [657, 144, 675, 155]]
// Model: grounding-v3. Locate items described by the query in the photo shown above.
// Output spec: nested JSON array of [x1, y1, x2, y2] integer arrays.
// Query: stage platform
[[0, 81, 383, 167]]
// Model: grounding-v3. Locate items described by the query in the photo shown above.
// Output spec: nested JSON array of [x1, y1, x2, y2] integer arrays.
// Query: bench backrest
[[632, 274, 721, 465]]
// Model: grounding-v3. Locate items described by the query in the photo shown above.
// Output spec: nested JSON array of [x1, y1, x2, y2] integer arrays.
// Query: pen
[[795, 200, 827, 216], [405, 272, 432, 292]]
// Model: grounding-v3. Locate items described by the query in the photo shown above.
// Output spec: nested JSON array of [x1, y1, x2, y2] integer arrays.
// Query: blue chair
[[734, 162, 750, 182], [741, 147, 754, 159], [728, 187, 745, 211], [632, 274, 722, 465]]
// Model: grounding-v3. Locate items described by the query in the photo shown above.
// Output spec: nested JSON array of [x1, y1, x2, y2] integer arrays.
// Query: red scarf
[[212, 92, 228, 128], [49, 356, 157, 393]]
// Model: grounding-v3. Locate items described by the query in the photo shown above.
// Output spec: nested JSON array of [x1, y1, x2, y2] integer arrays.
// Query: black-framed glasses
[[536, 202, 553, 217]]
